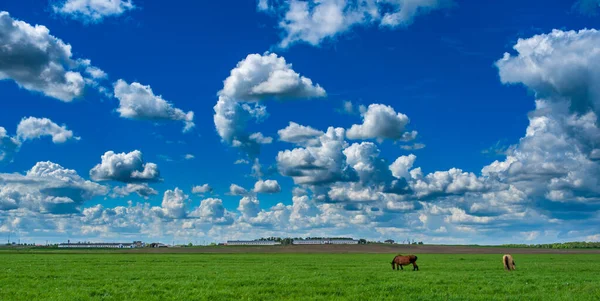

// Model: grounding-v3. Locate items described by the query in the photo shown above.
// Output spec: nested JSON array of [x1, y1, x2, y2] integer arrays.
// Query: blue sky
[[1, 0, 600, 245]]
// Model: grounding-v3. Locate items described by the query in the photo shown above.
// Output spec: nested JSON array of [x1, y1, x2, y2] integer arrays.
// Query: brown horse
[[391, 254, 419, 271], [503, 254, 516, 271]]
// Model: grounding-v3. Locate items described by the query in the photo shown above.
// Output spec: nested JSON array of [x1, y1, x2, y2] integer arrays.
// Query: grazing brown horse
[[503, 254, 516, 271], [391, 254, 419, 271]]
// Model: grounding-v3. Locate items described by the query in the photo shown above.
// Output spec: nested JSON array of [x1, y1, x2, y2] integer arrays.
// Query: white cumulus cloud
[[277, 127, 356, 185], [254, 180, 282, 194], [90, 150, 160, 183], [347, 104, 415, 142], [261, 0, 453, 48], [16, 117, 78, 143], [192, 184, 213, 195], [238, 196, 260, 219], [114, 79, 195, 132], [0, 161, 107, 214], [229, 184, 248, 196], [214, 52, 326, 156], [190, 198, 234, 225], [0, 11, 101, 101], [53, 0, 135, 23], [152, 188, 189, 219]]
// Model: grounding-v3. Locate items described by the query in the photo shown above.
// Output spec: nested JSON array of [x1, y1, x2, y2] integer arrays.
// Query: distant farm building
[[385, 239, 395, 244], [292, 239, 359, 245], [58, 241, 145, 249], [226, 240, 281, 246]]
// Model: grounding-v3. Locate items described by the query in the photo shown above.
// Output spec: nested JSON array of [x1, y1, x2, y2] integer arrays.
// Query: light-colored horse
[[503, 254, 516, 271]]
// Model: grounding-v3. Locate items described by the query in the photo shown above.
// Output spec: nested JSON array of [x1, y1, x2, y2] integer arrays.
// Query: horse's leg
[[399, 264, 403, 270]]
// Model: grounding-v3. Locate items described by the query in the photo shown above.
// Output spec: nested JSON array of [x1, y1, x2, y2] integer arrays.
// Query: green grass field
[[0, 252, 599, 300]]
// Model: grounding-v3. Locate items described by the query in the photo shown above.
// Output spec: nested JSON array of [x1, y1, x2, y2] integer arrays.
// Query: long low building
[[58, 241, 145, 248], [292, 239, 359, 245], [226, 240, 281, 246]]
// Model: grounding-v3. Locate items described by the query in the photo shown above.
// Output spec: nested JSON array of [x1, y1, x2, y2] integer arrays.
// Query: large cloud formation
[[114, 79, 195, 132], [488, 29, 600, 215], [0, 11, 102, 101], [190, 198, 234, 225], [277, 126, 356, 186], [259, 0, 454, 48], [16, 117, 78, 143], [0, 161, 107, 214], [214, 52, 326, 157], [346, 104, 416, 142], [89, 150, 160, 183], [4, 27, 600, 245], [153, 188, 189, 219], [53, 0, 135, 23]]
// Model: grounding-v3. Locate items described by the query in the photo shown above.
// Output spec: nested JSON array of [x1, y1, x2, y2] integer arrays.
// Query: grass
[[0, 252, 599, 300]]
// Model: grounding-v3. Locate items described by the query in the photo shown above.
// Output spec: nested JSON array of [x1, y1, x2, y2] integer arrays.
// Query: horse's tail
[[414, 255, 418, 262]]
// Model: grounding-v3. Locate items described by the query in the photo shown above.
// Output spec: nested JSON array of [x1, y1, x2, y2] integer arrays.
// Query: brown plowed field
[[122, 244, 600, 254]]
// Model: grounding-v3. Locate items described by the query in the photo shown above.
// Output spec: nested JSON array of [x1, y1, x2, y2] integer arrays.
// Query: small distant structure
[[226, 240, 281, 246], [58, 241, 145, 249], [150, 243, 168, 248], [292, 238, 359, 245], [384, 239, 395, 244]]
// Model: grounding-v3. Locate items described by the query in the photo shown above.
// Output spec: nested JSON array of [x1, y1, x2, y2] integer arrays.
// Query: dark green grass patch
[[0, 253, 598, 300]]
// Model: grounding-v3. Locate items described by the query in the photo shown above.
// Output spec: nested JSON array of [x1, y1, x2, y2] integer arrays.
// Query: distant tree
[[418, 241, 424, 245], [358, 239, 367, 245], [188, 242, 193, 247], [500, 241, 600, 249]]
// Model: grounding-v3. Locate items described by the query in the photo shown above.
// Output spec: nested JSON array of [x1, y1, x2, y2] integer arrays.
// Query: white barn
[[226, 240, 281, 246], [292, 239, 359, 245]]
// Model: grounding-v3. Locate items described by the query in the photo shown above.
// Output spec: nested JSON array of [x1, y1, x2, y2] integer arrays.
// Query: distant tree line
[[501, 242, 600, 249]]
